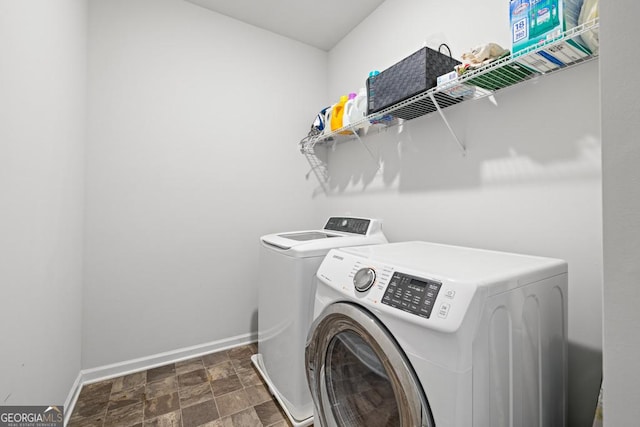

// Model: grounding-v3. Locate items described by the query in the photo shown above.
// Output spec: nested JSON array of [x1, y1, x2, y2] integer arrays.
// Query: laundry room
[[0, 0, 637, 426]]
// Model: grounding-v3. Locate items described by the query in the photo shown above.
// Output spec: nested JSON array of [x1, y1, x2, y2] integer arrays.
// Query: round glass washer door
[[306, 302, 434, 427]]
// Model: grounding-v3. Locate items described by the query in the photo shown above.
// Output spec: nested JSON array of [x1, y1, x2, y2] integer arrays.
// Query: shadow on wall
[[314, 64, 600, 195], [568, 342, 602, 427], [251, 309, 258, 334]]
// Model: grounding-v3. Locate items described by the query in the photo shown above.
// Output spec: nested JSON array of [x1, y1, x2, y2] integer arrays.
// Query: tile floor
[[68, 343, 294, 427]]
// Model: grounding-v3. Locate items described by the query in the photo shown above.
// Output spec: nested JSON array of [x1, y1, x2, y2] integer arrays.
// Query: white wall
[[0, 0, 86, 405], [601, 1, 640, 425], [321, 0, 602, 425], [83, 0, 326, 368]]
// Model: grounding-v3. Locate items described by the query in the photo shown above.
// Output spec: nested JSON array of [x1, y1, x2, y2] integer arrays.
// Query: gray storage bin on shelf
[[367, 46, 462, 120]]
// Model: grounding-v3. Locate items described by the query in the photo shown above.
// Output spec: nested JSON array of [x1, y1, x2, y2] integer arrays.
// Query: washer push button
[[438, 302, 451, 319]]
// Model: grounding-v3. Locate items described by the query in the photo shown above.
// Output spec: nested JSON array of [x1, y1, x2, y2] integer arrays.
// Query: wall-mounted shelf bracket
[[428, 92, 466, 155], [351, 129, 383, 172]]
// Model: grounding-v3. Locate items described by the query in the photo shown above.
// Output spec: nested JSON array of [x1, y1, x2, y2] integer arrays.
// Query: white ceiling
[[184, 0, 386, 51]]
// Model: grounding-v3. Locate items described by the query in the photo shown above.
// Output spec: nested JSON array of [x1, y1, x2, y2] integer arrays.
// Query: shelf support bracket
[[303, 146, 329, 194], [352, 129, 382, 172], [428, 92, 466, 155]]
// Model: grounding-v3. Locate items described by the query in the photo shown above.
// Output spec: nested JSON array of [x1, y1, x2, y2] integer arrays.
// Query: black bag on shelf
[[367, 45, 462, 120]]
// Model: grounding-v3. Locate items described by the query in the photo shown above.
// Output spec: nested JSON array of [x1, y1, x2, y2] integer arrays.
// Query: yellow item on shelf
[[341, 92, 358, 128], [330, 95, 349, 133]]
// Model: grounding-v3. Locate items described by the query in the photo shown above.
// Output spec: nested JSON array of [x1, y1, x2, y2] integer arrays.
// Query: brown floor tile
[[112, 371, 147, 393], [207, 361, 235, 381], [210, 374, 243, 397], [193, 422, 223, 427], [226, 344, 255, 360], [181, 399, 220, 427], [144, 391, 180, 419], [175, 357, 204, 375], [78, 380, 114, 401], [244, 383, 272, 406], [230, 357, 253, 371], [147, 364, 176, 383], [215, 389, 252, 418], [267, 421, 293, 427], [178, 368, 209, 388], [146, 376, 178, 400], [104, 401, 144, 427], [236, 366, 264, 388], [108, 384, 146, 410], [72, 396, 110, 419], [254, 400, 286, 426], [68, 412, 108, 427], [220, 407, 262, 426], [202, 351, 230, 367], [179, 382, 214, 408], [143, 409, 181, 427]]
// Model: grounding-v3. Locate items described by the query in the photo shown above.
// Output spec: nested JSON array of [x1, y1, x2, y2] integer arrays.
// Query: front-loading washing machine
[[306, 241, 568, 427], [251, 217, 387, 426]]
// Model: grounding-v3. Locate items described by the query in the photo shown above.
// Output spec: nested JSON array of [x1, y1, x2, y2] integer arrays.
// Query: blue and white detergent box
[[516, 39, 589, 72], [510, 0, 565, 55]]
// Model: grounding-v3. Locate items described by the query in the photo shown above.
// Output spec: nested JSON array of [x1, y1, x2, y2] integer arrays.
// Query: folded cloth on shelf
[[456, 53, 510, 76], [455, 43, 510, 74]]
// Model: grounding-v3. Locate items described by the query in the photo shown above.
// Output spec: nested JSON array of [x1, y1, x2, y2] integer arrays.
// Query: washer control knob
[[354, 267, 376, 292]]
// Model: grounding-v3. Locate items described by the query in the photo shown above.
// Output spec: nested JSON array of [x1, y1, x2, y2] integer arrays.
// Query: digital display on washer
[[381, 272, 442, 318]]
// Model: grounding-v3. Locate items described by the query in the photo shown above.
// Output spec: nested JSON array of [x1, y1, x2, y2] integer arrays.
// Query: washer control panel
[[381, 272, 442, 319], [317, 248, 478, 333], [323, 217, 371, 235]]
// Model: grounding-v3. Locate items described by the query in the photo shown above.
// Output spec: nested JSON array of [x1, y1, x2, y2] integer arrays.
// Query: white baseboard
[[64, 332, 257, 425], [63, 372, 83, 427], [82, 332, 257, 384]]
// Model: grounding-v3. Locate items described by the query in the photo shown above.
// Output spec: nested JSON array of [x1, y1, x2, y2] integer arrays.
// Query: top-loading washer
[[306, 241, 568, 427], [251, 217, 387, 427]]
